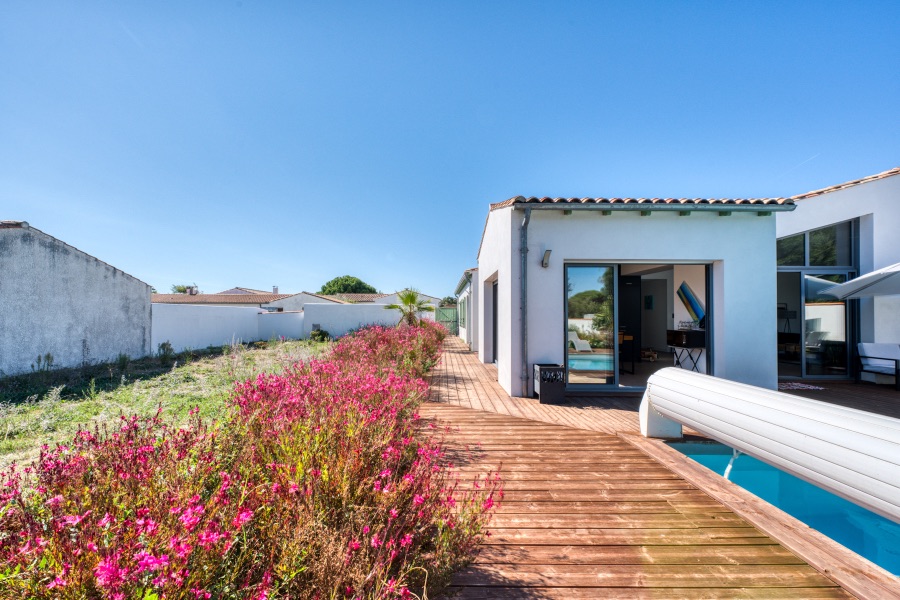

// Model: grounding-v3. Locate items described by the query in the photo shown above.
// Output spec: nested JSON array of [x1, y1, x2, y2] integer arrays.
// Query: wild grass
[[0, 340, 328, 469], [0, 322, 501, 599]]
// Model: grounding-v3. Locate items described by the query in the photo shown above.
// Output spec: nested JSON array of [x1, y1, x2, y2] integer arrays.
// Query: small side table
[[671, 346, 704, 372]]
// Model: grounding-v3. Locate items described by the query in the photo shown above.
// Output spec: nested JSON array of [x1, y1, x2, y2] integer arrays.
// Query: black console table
[[667, 329, 706, 373]]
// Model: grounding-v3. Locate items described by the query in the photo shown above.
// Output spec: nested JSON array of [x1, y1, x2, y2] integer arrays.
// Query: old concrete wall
[[0, 223, 151, 376]]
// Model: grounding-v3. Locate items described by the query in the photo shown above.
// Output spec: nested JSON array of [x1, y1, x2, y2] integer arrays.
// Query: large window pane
[[809, 222, 853, 266], [566, 265, 615, 385], [804, 274, 847, 376], [777, 234, 805, 266]]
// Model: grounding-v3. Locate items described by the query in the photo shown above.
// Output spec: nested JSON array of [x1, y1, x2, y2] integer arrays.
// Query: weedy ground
[[0, 340, 328, 468]]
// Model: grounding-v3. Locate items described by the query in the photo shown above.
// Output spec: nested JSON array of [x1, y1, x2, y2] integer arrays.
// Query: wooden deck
[[424, 336, 900, 599]]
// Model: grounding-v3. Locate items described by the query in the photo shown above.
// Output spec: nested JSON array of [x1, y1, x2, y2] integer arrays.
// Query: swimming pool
[[567, 354, 614, 371], [670, 441, 900, 575]]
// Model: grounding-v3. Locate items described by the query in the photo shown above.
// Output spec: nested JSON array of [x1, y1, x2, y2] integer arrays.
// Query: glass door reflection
[[804, 273, 849, 377], [565, 265, 616, 386]]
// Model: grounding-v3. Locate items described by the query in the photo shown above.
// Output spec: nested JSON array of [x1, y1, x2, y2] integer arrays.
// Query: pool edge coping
[[620, 432, 900, 600]]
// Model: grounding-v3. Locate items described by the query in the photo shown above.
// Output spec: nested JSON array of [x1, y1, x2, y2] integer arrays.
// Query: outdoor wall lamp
[[541, 249, 551, 268]]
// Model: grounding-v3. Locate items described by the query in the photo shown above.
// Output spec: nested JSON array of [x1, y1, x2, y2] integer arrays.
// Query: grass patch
[[0, 339, 328, 468]]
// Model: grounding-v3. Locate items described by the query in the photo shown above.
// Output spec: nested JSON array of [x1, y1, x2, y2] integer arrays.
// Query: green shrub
[[309, 328, 330, 342], [157, 341, 175, 366]]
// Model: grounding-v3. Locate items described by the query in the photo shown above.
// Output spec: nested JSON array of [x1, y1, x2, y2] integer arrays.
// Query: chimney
[[273, 285, 279, 294], [189, 286, 198, 295]]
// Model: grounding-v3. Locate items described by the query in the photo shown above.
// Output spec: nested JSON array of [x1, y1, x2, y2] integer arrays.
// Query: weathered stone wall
[[0, 223, 152, 376]]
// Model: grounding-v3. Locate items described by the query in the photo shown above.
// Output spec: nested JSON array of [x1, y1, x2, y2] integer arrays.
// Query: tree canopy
[[318, 275, 378, 295]]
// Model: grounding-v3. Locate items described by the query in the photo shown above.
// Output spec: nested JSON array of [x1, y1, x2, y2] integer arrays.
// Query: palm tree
[[384, 288, 435, 326]]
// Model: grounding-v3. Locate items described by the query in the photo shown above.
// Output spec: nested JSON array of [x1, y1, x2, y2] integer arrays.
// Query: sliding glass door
[[565, 265, 616, 387]]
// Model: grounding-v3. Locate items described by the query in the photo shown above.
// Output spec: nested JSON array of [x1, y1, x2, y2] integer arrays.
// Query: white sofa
[[857, 343, 900, 390]]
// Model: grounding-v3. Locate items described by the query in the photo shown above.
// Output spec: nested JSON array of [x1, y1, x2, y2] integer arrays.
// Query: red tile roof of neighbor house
[[216, 287, 271, 295], [152, 294, 291, 304], [790, 166, 900, 200], [489, 195, 793, 210]]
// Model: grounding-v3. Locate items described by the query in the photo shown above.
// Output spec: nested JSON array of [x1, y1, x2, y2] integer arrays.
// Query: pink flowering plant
[[0, 323, 501, 598]]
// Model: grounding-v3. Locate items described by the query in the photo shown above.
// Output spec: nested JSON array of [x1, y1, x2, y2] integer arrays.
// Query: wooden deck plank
[[426, 337, 900, 599]]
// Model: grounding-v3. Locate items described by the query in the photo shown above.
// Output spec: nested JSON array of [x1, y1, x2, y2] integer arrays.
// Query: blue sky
[[2, 1, 898, 297]]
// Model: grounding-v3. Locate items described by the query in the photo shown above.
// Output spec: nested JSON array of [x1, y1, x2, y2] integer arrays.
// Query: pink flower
[[348, 539, 361, 552], [94, 554, 128, 589], [400, 533, 413, 547], [389, 508, 399, 519], [413, 494, 425, 505], [232, 508, 253, 528], [134, 551, 169, 573], [47, 576, 67, 589], [98, 512, 114, 527], [191, 588, 212, 599]]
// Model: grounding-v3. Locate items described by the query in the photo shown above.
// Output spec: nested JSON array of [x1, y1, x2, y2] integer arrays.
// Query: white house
[[0, 221, 152, 375], [474, 195, 796, 398], [775, 167, 900, 380]]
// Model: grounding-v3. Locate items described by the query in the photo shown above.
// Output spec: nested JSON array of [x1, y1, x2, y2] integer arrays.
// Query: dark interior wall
[[619, 276, 641, 352], [641, 279, 668, 351]]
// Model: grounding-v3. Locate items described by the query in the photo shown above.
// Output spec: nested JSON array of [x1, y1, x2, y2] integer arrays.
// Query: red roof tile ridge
[[790, 167, 900, 200], [489, 196, 788, 209]]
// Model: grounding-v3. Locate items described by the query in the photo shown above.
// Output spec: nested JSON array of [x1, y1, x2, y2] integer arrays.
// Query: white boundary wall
[[302, 303, 433, 338], [151, 304, 262, 352], [152, 303, 438, 353], [151, 304, 306, 352]]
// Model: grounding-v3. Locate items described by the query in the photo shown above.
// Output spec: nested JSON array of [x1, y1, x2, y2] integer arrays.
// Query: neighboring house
[[318, 291, 442, 310], [0, 221, 152, 376], [265, 292, 342, 312], [456, 268, 479, 351], [775, 167, 900, 381], [151, 292, 291, 309], [473, 195, 795, 397], [374, 291, 442, 309], [216, 286, 276, 295]]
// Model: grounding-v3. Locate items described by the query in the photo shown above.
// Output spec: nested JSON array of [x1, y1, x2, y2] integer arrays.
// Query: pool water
[[567, 355, 614, 371], [669, 442, 900, 575]]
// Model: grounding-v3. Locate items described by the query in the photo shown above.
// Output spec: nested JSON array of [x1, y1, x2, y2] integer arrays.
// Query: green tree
[[384, 288, 436, 326], [439, 296, 456, 307], [170, 283, 196, 294], [318, 275, 378, 295]]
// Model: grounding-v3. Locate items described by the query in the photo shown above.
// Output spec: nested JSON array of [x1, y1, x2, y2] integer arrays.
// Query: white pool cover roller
[[640, 367, 900, 524]]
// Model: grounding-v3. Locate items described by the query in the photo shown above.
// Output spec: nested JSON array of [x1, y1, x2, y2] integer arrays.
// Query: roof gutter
[[520, 206, 532, 398], [511, 204, 796, 213]]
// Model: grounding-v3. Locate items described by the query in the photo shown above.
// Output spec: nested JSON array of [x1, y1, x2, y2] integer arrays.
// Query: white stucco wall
[[301, 303, 419, 338], [777, 173, 900, 342], [478, 207, 781, 396], [258, 311, 305, 341], [151, 305, 307, 353], [477, 209, 516, 388], [151, 304, 262, 352], [0, 223, 151, 375], [456, 274, 479, 351]]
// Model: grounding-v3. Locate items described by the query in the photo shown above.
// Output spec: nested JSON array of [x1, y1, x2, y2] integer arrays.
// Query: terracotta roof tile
[[216, 287, 271, 295], [790, 167, 900, 200], [152, 294, 291, 304], [489, 195, 791, 210]]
